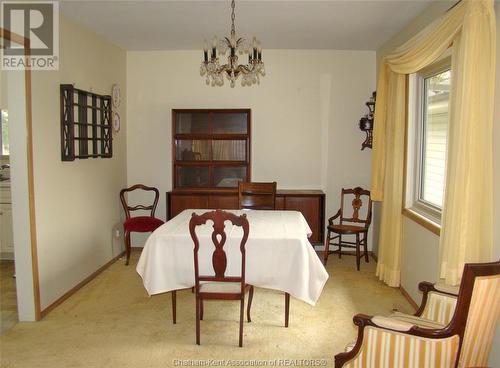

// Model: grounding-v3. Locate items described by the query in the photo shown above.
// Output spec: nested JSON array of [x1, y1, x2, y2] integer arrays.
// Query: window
[[0, 109, 8, 156], [406, 57, 451, 225]]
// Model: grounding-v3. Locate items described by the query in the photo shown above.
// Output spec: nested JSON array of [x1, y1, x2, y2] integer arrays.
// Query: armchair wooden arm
[[328, 209, 341, 225]]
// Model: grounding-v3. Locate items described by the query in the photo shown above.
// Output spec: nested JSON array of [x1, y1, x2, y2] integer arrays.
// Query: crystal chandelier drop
[[200, 0, 265, 87]]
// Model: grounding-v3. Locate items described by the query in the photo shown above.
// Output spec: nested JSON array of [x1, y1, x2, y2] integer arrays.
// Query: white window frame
[[405, 55, 451, 227]]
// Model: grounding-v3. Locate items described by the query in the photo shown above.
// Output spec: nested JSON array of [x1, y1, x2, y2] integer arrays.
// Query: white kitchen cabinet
[[0, 203, 14, 253], [0, 186, 14, 258]]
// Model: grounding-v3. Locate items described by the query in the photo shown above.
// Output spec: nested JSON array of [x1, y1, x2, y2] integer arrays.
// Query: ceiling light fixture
[[200, 0, 265, 87]]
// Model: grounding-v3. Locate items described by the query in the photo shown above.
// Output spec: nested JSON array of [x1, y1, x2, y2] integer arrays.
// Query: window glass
[[1, 110, 9, 156], [420, 69, 450, 208]]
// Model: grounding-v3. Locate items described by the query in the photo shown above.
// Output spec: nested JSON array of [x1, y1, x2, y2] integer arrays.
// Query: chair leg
[[239, 297, 244, 347], [200, 298, 204, 321], [195, 296, 201, 345], [338, 234, 342, 259], [247, 285, 254, 322], [323, 230, 331, 265], [285, 292, 290, 328], [172, 290, 177, 324], [124, 231, 131, 266], [355, 233, 361, 271], [364, 231, 369, 263]]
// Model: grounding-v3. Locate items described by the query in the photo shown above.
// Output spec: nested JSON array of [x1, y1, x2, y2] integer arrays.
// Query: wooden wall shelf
[[60, 84, 113, 161]]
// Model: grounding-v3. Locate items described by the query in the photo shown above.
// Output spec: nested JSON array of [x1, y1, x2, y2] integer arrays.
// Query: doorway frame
[[1, 27, 41, 321]]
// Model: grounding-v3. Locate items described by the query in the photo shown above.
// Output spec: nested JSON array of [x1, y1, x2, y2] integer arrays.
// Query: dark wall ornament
[[359, 91, 376, 150]]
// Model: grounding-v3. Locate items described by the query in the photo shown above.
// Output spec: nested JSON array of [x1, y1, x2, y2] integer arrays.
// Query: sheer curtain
[[372, 0, 496, 286]]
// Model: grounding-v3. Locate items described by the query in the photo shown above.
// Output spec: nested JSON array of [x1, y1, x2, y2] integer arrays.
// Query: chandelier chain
[[230, 0, 236, 38]]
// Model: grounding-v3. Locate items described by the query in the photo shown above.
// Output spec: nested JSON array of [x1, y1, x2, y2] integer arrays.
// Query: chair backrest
[[238, 181, 277, 210], [119, 184, 160, 219], [448, 260, 500, 367], [189, 210, 250, 292], [339, 187, 372, 226]]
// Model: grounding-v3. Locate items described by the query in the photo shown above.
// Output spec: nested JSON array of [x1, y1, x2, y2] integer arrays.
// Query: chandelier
[[200, 0, 265, 87]]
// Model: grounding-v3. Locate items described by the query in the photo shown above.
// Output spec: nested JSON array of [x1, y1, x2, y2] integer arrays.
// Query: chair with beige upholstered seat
[[323, 187, 372, 269], [189, 209, 254, 347], [334, 259, 500, 368], [390, 282, 459, 329]]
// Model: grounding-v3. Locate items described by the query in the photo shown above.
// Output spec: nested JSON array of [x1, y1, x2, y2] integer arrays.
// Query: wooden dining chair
[[119, 184, 164, 265], [323, 187, 372, 270], [189, 209, 254, 347], [335, 259, 500, 368], [238, 181, 277, 210], [237, 181, 291, 327]]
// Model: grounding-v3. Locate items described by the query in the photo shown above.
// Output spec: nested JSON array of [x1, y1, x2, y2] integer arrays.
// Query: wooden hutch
[[167, 109, 325, 244]]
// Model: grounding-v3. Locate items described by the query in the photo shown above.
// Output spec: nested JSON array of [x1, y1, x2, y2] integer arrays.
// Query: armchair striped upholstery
[[419, 290, 458, 324], [335, 260, 500, 368], [389, 282, 459, 329]]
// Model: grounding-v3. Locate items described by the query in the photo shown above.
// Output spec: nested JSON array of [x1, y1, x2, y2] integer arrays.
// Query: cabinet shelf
[[172, 109, 251, 189]]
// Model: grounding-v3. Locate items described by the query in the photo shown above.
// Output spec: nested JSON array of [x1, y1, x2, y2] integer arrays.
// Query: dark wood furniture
[[60, 84, 113, 161], [335, 260, 500, 368], [237, 181, 290, 326], [172, 109, 251, 189], [166, 189, 325, 244], [119, 184, 164, 265], [188, 209, 253, 347], [358, 91, 376, 150], [323, 187, 372, 269], [238, 181, 277, 210]]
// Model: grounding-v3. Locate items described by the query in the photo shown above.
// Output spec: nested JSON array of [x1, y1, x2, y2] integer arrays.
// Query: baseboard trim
[[40, 251, 125, 318], [399, 286, 419, 312], [370, 252, 378, 262]]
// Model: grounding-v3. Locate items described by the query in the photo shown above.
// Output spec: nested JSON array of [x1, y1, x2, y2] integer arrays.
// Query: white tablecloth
[[136, 209, 329, 305]]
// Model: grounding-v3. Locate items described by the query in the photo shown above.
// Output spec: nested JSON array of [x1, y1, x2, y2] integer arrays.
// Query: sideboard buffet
[[166, 189, 325, 244]]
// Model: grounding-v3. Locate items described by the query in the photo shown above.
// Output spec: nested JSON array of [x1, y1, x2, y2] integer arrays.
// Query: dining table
[[136, 209, 329, 306]]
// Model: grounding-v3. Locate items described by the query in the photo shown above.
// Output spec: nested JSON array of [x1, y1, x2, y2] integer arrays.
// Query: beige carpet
[[0, 252, 414, 368], [0, 261, 17, 336]]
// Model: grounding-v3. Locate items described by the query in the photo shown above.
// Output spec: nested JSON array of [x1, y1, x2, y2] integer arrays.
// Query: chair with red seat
[[120, 184, 164, 265]]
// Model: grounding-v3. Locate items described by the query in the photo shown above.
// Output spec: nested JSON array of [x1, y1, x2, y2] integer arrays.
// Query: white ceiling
[[60, 0, 441, 51]]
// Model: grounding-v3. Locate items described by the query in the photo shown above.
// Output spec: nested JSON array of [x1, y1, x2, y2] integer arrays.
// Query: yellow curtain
[[372, 0, 496, 286]]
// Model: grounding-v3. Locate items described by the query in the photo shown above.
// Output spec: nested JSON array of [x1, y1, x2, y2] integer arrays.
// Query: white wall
[[126, 50, 376, 246], [376, 1, 500, 365], [31, 16, 127, 310], [2, 67, 39, 320]]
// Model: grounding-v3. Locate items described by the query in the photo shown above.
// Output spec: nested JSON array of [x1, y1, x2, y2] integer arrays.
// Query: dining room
[[1, 0, 500, 367]]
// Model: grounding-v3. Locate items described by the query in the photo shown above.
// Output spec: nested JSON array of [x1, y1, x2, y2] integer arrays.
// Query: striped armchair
[[389, 282, 459, 330], [335, 260, 500, 368]]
